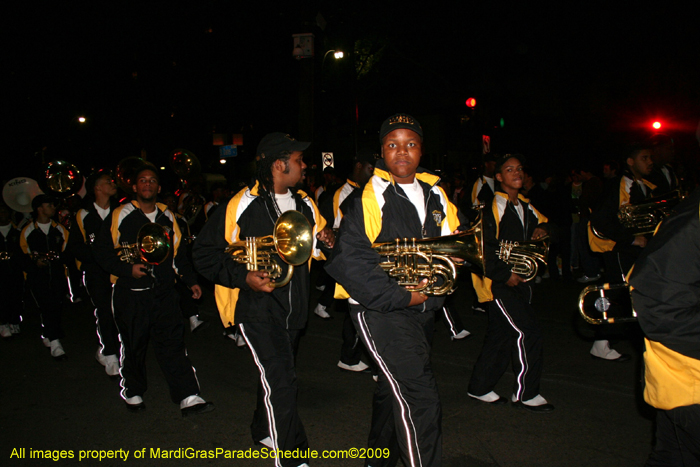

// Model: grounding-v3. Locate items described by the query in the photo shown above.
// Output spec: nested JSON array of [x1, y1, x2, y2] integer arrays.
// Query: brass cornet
[[578, 282, 637, 325], [117, 223, 171, 266], [498, 236, 550, 282], [225, 210, 313, 288], [592, 191, 683, 240], [372, 219, 484, 296]]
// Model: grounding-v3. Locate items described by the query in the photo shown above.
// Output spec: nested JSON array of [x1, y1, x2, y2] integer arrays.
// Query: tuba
[[225, 210, 313, 288], [43, 160, 82, 198], [2, 177, 43, 212], [115, 156, 155, 193], [372, 218, 484, 296], [578, 282, 637, 325], [592, 191, 683, 239], [497, 236, 550, 282], [170, 148, 201, 189], [117, 223, 171, 266]]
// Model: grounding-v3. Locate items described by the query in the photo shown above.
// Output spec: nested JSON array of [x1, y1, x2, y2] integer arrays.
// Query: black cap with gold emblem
[[256, 132, 311, 160], [379, 113, 424, 142]]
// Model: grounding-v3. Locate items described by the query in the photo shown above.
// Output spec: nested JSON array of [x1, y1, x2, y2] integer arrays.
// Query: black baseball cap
[[31, 194, 57, 211], [379, 113, 424, 142], [257, 132, 311, 160]]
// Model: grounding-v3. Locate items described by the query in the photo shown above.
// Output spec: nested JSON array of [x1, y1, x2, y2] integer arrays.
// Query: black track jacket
[[192, 181, 326, 330], [93, 201, 196, 290], [472, 191, 549, 303], [325, 160, 461, 313]]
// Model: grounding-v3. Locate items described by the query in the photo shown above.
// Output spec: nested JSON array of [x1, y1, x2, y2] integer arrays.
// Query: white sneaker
[[337, 360, 369, 372], [590, 340, 629, 361], [0, 325, 12, 338], [104, 355, 120, 376], [189, 315, 205, 332], [42, 337, 51, 348], [577, 274, 601, 284], [315, 285, 326, 292], [258, 437, 274, 449], [50, 340, 66, 358], [95, 349, 108, 366], [236, 334, 246, 347], [125, 395, 143, 406], [451, 329, 471, 340], [313, 303, 331, 319]]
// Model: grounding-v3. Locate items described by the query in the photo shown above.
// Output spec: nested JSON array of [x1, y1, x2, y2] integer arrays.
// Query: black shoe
[[125, 402, 146, 412], [513, 401, 555, 413], [181, 402, 215, 418]]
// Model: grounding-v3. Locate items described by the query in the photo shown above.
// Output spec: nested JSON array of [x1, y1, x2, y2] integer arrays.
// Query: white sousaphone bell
[[2, 178, 44, 213]]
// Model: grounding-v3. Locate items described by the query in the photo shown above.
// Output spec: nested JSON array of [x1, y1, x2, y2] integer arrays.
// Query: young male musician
[[68, 171, 121, 376], [93, 166, 212, 416], [19, 195, 69, 359], [326, 114, 461, 467], [588, 143, 654, 361], [323, 148, 376, 372], [629, 188, 700, 465], [467, 154, 554, 412], [193, 132, 333, 467]]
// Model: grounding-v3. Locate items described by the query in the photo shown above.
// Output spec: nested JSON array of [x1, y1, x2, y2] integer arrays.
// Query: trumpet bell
[[138, 223, 171, 265], [273, 210, 314, 266], [2, 178, 43, 213]]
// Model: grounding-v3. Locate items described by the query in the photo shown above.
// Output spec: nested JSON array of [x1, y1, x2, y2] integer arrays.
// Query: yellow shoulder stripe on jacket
[[362, 178, 384, 244]]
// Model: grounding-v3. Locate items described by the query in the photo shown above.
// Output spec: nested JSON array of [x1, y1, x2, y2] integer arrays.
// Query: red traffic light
[[652, 121, 662, 130], [465, 97, 477, 108]]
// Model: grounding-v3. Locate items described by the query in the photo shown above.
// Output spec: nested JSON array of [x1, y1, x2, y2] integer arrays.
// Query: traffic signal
[[652, 121, 662, 130], [465, 97, 477, 108]]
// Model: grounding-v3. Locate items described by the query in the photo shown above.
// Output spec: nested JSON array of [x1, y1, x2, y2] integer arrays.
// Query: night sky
[[7, 2, 700, 188]]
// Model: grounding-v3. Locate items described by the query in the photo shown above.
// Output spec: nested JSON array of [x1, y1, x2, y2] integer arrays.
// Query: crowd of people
[[1, 115, 699, 466]]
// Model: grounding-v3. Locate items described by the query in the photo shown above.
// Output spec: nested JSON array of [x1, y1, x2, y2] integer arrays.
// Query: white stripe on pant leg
[[356, 312, 423, 467], [239, 324, 281, 467], [442, 307, 457, 336], [112, 286, 130, 401], [494, 299, 528, 401]]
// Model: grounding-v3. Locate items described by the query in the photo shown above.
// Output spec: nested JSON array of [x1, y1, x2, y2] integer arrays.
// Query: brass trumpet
[[578, 282, 637, 325], [225, 210, 313, 288], [29, 251, 61, 262], [498, 236, 550, 282], [372, 219, 484, 296], [117, 223, 171, 266], [1, 251, 11, 261]]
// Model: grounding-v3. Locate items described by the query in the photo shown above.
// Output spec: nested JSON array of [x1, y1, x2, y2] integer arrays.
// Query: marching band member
[[325, 148, 376, 372], [93, 165, 212, 416], [326, 114, 461, 467], [588, 143, 654, 361], [629, 188, 700, 465], [19, 195, 69, 359], [193, 132, 332, 467], [68, 171, 121, 376], [467, 154, 554, 412], [0, 202, 24, 338]]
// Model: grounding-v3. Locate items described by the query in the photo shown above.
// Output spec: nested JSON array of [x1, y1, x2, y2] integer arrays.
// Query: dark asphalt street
[[2, 271, 653, 466]]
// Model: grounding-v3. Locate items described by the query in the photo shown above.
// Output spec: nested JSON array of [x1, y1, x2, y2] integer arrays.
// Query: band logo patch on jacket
[[432, 210, 444, 227]]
